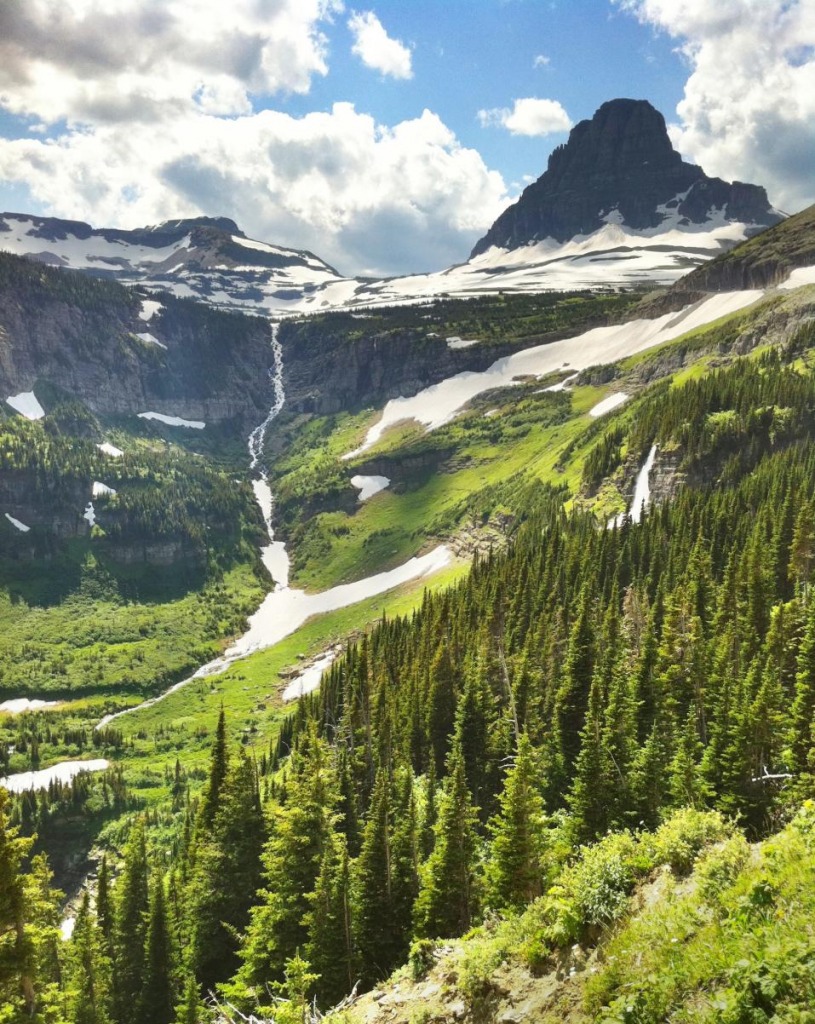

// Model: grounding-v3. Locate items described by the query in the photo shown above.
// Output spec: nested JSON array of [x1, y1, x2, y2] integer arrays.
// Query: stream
[[93, 323, 450, 731]]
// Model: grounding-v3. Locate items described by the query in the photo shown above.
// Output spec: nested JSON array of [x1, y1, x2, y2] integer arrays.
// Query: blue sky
[[0, 1, 812, 275]]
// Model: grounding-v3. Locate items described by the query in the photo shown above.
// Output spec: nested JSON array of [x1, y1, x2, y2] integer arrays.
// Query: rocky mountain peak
[[471, 98, 782, 257]]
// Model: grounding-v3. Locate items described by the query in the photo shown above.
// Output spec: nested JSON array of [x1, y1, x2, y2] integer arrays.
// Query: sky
[[0, 0, 813, 277]]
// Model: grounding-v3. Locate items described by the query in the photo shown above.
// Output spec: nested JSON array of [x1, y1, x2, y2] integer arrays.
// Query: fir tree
[[138, 875, 176, 1024], [414, 739, 479, 938], [487, 734, 547, 909]]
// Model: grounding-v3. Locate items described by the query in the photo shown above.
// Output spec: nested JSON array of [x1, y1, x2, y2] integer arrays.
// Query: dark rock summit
[[471, 99, 782, 257]]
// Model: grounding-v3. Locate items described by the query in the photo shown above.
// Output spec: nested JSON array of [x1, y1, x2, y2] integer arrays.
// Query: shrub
[[695, 834, 751, 905], [543, 832, 645, 945], [649, 808, 734, 875]]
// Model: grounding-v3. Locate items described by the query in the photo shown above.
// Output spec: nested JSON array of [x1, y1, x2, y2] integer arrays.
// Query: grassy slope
[[330, 805, 815, 1024]]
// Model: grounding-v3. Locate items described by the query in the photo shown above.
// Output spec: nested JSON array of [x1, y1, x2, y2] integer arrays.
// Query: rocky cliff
[[0, 252, 273, 430], [471, 99, 782, 257]]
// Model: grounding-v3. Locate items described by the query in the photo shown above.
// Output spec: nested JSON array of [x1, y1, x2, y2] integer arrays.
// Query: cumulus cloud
[[478, 97, 572, 136], [615, 0, 815, 213], [0, 104, 508, 276], [348, 10, 413, 79], [0, 0, 509, 275], [0, 0, 343, 125], [533, 54, 551, 68]]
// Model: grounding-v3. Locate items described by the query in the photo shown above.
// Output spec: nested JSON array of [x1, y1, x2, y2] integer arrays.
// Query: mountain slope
[[673, 201, 815, 291]]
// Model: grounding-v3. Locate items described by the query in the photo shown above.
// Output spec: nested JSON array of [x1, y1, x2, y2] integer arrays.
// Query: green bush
[[408, 938, 437, 981], [649, 808, 734, 875], [695, 834, 751, 904]]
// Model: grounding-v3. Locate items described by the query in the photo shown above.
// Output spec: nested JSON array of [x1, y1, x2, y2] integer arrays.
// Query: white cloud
[[616, 0, 815, 213], [0, 0, 344, 125], [533, 54, 551, 68], [0, 0, 511, 275], [478, 97, 572, 136], [0, 104, 508, 276], [348, 10, 412, 79]]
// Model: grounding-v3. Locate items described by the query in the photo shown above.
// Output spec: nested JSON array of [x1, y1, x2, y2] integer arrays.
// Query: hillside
[[675, 202, 815, 291]]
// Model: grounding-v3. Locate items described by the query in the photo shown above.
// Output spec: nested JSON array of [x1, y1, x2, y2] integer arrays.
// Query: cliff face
[[471, 99, 781, 257], [0, 252, 274, 430]]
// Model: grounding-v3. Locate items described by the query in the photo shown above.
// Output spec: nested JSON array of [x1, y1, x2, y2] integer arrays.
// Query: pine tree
[[66, 891, 113, 1024], [188, 751, 265, 989], [96, 855, 114, 958], [0, 788, 37, 1015], [304, 830, 356, 1007], [487, 734, 547, 909], [235, 733, 338, 996], [174, 975, 205, 1024], [198, 707, 228, 831], [414, 739, 479, 938], [353, 768, 397, 984], [790, 597, 815, 773], [113, 818, 150, 1024], [138, 875, 176, 1024]]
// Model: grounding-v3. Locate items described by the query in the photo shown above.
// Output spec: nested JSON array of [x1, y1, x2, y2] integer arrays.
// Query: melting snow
[[83, 503, 96, 526], [96, 442, 124, 457], [779, 265, 815, 290], [447, 336, 480, 349], [4, 513, 30, 533], [138, 412, 205, 429], [589, 393, 629, 418], [1, 759, 109, 793], [5, 391, 45, 420], [345, 291, 763, 458], [135, 331, 167, 349], [282, 649, 340, 702], [138, 299, 164, 321], [351, 475, 390, 501], [92, 481, 116, 497], [0, 698, 58, 714]]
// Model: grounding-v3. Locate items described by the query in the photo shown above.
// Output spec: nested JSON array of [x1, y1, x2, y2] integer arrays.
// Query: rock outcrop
[[471, 99, 782, 257]]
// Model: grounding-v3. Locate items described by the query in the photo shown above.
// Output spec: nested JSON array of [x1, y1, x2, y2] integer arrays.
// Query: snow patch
[[4, 513, 30, 533], [138, 412, 205, 429], [1, 759, 109, 793], [92, 481, 116, 497], [96, 442, 124, 457], [589, 393, 629, 418], [778, 265, 815, 290], [5, 391, 45, 420], [344, 291, 763, 458], [0, 698, 58, 714], [446, 336, 479, 349], [282, 649, 340, 702], [138, 299, 164, 321], [83, 503, 96, 526], [351, 475, 390, 501], [135, 331, 167, 349]]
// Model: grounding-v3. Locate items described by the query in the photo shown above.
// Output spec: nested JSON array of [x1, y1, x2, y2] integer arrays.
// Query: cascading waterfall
[[248, 322, 285, 474]]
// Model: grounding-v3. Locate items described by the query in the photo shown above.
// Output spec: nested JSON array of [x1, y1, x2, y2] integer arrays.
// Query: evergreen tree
[[138, 875, 176, 1024], [188, 751, 265, 989], [414, 739, 479, 938], [66, 891, 113, 1024], [487, 734, 547, 909], [198, 707, 228, 831], [304, 830, 356, 1007], [113, 819, 150, 1024], [0, 788, 37, 1015]]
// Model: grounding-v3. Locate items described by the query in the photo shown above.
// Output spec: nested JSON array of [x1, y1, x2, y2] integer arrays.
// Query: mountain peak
[[471, 98, 781, 258]]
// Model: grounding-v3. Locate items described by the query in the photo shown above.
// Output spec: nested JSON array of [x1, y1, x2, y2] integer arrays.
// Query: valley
[[2, 87, 815, 1024]]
